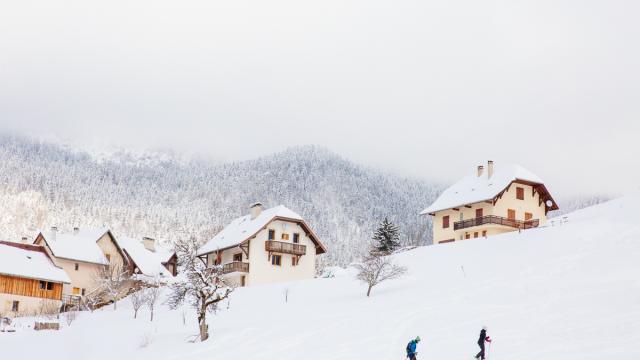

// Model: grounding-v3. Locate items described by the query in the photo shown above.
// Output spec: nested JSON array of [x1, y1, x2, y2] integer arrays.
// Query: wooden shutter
[[516, 187, 524, 200], [525, 212, 533, 221], [508, 209, 516, 220], [443, 215, 450, 229], [475, 208, 483, 218]]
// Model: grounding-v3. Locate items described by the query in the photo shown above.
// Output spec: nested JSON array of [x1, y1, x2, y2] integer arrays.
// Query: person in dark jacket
[[406, 336, 421, 360], [475, 327, 492, 360]]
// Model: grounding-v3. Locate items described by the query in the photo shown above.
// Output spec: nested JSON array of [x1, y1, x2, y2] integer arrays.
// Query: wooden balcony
[[453, 216, 540, 231], [265, 240, 306, 256], [222, 261, 249, 274]]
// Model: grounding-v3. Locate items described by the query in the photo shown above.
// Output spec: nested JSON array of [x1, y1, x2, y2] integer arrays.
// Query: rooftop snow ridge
[[421, 162, 546, 214]]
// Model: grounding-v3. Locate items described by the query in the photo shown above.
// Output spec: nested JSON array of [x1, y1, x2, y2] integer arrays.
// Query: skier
[[475, 327, 492, 360], [406, 336, 421, 360]]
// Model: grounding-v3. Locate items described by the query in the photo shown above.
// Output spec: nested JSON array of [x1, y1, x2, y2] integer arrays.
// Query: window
[[72, 287, 81, 295], [482, 230, 487, 237], [516, 187, 525, 200], [281, 233, 290, 240], [293, 233, 300, 244], [39, 280, 46, 290], [442, 215, 450, 229], [271, 255, 282, 266], [74, 263, 79, 271], [46, 282, 53, 291], [268, 229, 275, 240], [465, 233, 470, 239], [525, 212, 533, 221], [12, 301, 19, 312], [508, 209, 516, 220], [233, 253, 242, 262], [292, 256, 299, 266], [81, 288, 86, 296], [474, 232, 479, 238], [105, 254, 111, 263], [476, 208, 483, 218]]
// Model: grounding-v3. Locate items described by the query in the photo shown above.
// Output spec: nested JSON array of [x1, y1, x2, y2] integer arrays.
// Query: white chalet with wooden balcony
[[421, 161, 559, 244], [197, 203, 327, 287]]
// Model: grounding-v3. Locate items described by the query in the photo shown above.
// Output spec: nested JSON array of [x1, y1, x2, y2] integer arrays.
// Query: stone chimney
[[477, 165, 484, 177], [73, 227, 79, 235], [250, 202, 264, 220], [20, 236, 29, 244], [50, 226, 57, 241], [142, 237, 156, 252], [487, 160, 494, 178]]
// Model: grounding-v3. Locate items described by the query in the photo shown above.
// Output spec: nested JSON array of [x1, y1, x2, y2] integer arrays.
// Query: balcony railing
[[453, 215, 540, 231], [222, 261, 249, 274], [265, 240, 306, 256]]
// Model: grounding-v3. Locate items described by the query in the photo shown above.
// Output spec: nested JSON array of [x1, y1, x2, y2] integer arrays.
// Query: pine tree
[[372, 218, 401, 254]]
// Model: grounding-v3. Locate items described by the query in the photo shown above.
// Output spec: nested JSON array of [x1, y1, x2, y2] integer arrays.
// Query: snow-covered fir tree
[[371, 218, 401, 254]]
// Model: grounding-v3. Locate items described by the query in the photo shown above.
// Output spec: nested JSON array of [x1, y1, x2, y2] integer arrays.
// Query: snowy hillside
[[3, 194, 639, 360], [0, 134, 443, 265]]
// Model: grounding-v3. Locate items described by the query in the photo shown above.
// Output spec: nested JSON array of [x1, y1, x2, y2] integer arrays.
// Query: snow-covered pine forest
[[0, 135, 442, 266], [0, 134, 606, 266]]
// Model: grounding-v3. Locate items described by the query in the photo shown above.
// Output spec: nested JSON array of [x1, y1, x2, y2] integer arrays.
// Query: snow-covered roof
[[421, 163, 549, 214], [0, 242, 71, 283], [198, 205, 323, 255], [37, 228, 111, 265], [116, 237, 174, 278]]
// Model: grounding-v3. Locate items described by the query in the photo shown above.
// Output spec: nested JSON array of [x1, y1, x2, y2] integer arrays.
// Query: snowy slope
[[2, 194, 639, 360]]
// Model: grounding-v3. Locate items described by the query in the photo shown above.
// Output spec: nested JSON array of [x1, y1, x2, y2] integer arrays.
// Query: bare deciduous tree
[[65, 310, 77, 326], [353, 254, 407, 297], [94, 264, 130, 310], [129, 288, 146, 319], [167, 237, 234, 342], [145, 283, 161, 322]]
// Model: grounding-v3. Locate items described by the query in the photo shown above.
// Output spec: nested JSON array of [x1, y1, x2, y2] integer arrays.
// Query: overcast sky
[[1, 0, 639, 197]]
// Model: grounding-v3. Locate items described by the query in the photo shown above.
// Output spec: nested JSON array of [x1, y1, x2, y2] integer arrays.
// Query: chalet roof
[[116, 237, 174, 278], [420, 163, 557, 214], [198, 205, 327, 255], [0, 241, 71, 283], [36, 228, 112, 265]]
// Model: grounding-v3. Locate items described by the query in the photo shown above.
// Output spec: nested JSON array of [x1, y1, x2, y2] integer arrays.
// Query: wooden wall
[[0, 274, 63, 300]]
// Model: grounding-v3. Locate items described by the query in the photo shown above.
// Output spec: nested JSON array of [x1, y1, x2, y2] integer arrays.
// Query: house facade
[[421, 161, 558, 244], [0, 241, 71, 316], [198, 203, 327, 287], [33, 228, 130, 301]]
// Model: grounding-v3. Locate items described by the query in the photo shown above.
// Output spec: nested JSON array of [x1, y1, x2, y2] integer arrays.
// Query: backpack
[[406, 340, 414, 354]]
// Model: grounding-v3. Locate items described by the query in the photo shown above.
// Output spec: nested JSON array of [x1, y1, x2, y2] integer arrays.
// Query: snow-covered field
[[2, 194, 639, 360]]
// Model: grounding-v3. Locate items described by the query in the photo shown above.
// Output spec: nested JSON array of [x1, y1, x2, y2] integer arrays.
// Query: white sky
[[1, 0, 639, 197]]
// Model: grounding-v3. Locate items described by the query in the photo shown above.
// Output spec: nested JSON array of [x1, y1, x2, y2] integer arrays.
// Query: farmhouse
[[198, 203, 327, 287], [0, 241, 70, 316], [34, 228, 130, 302], [116, 236, 177, 278], [421, 161, 558, 244]]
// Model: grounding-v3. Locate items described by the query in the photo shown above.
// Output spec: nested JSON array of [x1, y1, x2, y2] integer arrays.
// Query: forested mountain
[[0, 135, 606, 266], [0, 135, 443, 266]]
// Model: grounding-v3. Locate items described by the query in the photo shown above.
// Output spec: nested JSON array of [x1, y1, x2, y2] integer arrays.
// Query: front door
[[240, 276, 246, 287]]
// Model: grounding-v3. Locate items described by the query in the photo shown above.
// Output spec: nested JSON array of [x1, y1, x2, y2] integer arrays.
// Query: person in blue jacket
[[406, 336, 421, 360]]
